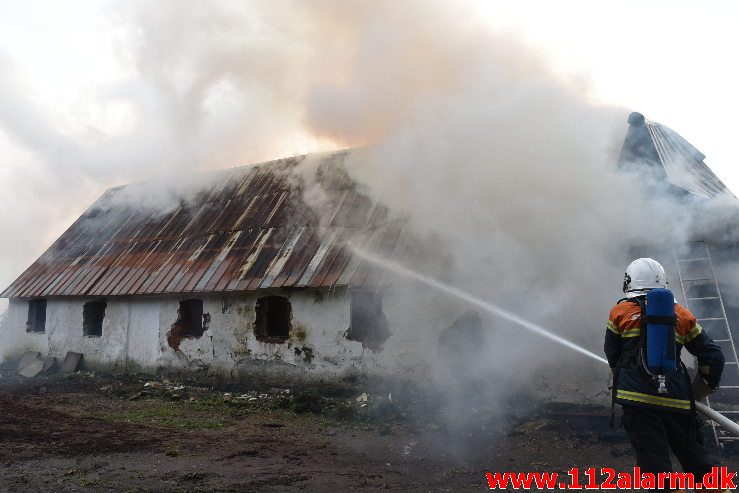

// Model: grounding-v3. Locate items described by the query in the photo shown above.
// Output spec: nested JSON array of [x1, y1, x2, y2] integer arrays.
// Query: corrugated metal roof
[[2, 151, 408, 299], [619, 112, 733, 199], [645, 121, 730, 199]]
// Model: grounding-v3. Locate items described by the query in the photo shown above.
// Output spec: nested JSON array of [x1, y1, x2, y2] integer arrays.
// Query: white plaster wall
[[0, 298, 137, 370], [157, 290, 367, 381], [50, 299, 133, 370], [0, 288, 603, 403], [125, 299, 161, 371], [0, 289, 389, 380], [0, 298, 50, 360]]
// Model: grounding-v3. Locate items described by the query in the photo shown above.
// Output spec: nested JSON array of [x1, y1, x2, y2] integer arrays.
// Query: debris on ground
[[17, 352, 45, 378], [59, 352, 83, 373], [128, 390, 152, 401], [17, 352, 42, 372], [40, 357, 57, 374], [0, 368, 735, 491], [16, 351, 82, 378], [18, 358, 45, 378]]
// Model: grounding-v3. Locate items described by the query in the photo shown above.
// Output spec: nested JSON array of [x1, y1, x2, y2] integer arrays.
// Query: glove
[[692, 372, 717, 401]]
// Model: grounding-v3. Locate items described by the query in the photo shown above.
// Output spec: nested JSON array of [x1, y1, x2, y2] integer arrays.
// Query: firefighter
[[604, 258, 727, 493]]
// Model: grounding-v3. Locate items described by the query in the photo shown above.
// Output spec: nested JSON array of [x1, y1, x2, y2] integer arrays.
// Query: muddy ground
[[0, 369, 736, 492]]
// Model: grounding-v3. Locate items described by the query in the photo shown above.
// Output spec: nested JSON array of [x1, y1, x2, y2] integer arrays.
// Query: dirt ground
[[0, 369, 736, 492]]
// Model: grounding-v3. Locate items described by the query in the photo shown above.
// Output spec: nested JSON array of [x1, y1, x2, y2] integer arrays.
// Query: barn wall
[[0, 289, 403, 381], [156, 290, 367, 381], [0, 288, 610, 404], [0, 298, 134, 370], [1, 298, 51, 361]]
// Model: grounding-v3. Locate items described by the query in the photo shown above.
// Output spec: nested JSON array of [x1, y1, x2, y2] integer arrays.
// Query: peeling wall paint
[[0, 287, 608, 404], [0, 288, 445, 382]]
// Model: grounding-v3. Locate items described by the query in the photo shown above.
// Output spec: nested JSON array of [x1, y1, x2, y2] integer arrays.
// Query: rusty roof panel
[[138, 238, 190, 294], [2, 151, 410, 298], [211, 228, 263, 292], [243, 227, 295, 291], [258, 227, 306, 289], [121, 240, 168, 295], [225, 228, 274, 291], [271, 228, 319, 288], [195, 231, 243, 292], [164, 235, 214, 293], [276, 229, 322, 288], [11, 264, 43, 298], [33, 262, 72, 297], [307, 228, 355, 288], [296, 230, 339, 287], [113, 240, 164, 295], [130, 240, 176, 294]]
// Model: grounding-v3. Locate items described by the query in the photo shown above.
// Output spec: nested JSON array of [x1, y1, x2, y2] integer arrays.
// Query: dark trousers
[[622, 405, 717, 492]]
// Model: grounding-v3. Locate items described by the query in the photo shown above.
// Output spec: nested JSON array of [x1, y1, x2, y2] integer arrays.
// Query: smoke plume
[[1, 1, 736, 448]]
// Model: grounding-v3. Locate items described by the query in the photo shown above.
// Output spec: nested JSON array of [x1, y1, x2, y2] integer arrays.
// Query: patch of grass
[[97, 390, 346, 430], [100, 399, 240, 430]]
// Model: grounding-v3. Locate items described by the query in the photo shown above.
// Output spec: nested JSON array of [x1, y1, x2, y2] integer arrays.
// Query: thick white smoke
[[269, 1, 739, 437], [1, 2, 736, 440]]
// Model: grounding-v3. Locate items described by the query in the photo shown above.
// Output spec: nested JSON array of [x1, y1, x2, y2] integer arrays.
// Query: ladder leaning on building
[[674, 240, 739, 448]]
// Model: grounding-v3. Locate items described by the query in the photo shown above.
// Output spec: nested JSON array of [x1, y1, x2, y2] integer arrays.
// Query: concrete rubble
[[16, 351, 81, 378], [17, 351, 41, 371], [18, 357, 45, 378], [116, 377, 402, 422], [59, 352, 83, 373]]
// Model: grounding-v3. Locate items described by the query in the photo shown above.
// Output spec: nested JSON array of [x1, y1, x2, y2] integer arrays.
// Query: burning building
[[0, 152, 418, 382], [0, 112, 737, 443]]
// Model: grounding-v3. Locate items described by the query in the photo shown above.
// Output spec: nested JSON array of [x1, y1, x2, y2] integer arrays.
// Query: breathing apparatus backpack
[[638, 288, 679, 393]]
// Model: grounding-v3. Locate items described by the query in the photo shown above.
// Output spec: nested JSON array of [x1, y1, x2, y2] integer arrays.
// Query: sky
[[0, 0, 738, 310]]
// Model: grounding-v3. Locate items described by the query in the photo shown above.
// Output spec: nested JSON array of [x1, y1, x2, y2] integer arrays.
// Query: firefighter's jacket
[[604, 297, 725, 413]]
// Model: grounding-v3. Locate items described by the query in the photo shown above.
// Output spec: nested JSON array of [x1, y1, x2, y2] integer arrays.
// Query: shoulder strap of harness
[[610, 296, 646, 428]]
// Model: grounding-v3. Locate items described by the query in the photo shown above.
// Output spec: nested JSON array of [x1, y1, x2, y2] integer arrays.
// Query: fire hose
[[347, 246, 739, 439], [695, 401, 739, 437]]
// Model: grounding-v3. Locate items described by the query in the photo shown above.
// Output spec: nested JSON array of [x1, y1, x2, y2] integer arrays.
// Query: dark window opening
[[179, 299, 205, 337], [83, 300, 107, 337], [347, 291, 389, 350], [167, 299, 206, 351], [254, 296, 292, 343], [27, 299, 47, 333]]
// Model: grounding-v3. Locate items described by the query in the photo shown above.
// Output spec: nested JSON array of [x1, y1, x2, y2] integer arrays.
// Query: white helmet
[[623, 258, 667, 294]]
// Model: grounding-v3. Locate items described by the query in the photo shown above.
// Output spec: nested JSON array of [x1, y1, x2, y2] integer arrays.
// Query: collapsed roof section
[[618, 112, 732, 199], [2, 151, 413, 299]]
